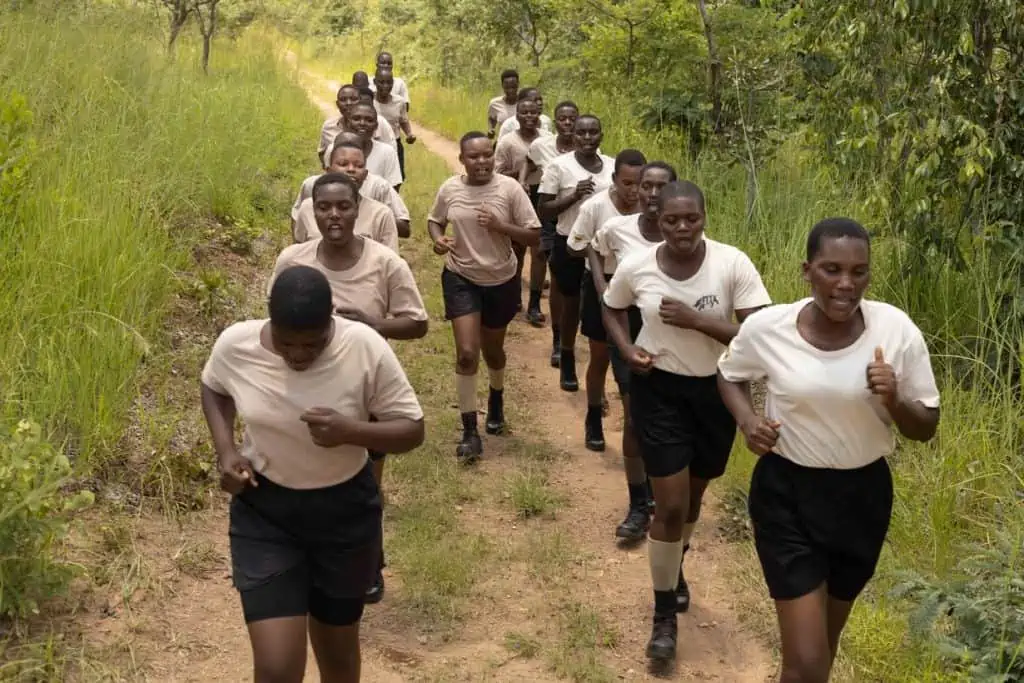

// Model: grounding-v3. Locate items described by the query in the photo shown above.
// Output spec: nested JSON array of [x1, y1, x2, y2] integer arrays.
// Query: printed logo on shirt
[[693, 294, 720, 311]]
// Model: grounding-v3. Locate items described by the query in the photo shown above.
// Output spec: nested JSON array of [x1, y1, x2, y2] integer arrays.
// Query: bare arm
[[488, 218, 539, 246], [200, 383, 236, 459], [603, 305, 633, 356], [396, 219, 411, 239], [365, 317, 428, 341], [588, 250, 608, 294], [716, 374, 757, 428], [538, 191, 582, 220], [427, 219, 446, 243], [889, 401, 940, 442]]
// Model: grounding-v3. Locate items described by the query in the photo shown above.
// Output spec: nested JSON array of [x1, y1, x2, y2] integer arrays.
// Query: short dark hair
[[517, 87, 539, 101], [356, 87, 375, 102], [329, 138, 365, 161], [500, 69, 519, 82], [374, 68, 393, 80], [337, 84, 357, 98], [553, 100, 578, 114], [376, 51, 392, 62], [312, 172, 361, 203], [614, 149, 647, 174], [268, 266, 333, 332], [350, 100, 376, 116], [459, 131, 490, 152], [657, 180, 705, 212], [807, 217, 870, 261], [641, 161, 678, 182], [352, 70, 369, 84], [575, 114, 601, 129]]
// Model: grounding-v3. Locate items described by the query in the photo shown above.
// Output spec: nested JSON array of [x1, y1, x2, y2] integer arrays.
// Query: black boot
[[616, 483, 651, 540], [456, 411, 482, 464], [677, 544, 691, 612], [646, 591, 678, 661], [550, 327, 561, 368], [485, 387, 505, 435], [526, 289, 545, 327], [584, 405, 605, 451], [559, 349, 579, 392]]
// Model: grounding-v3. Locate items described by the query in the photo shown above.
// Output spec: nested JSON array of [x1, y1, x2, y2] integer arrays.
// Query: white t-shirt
[[365, 139, 403, 187], [319, 116, 395, 167], [527, 136, 568, 176], [566, 189, 632, 273], [718, 298, 941, 470], [498, 114, 553, 139], [593, 214, 662, 278], [604, 238, 772, 376], [369, 76, 410, 104], [539, 153, 615, 236]]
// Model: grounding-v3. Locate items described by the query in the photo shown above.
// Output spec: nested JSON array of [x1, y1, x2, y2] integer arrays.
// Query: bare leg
[[309, 617, 362, 683], [247, 616, 308, 683], [775, 585, 833, 683]]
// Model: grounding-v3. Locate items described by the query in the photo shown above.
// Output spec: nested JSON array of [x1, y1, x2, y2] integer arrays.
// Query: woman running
[[344, 102, 403, 190], [428, 131, 541, 463], [319, 84, 394, 167], [293, 135, 411, 239], [486, 69, 519, 139], [565, 149, 646, 452], [592, 162, 676, 541], [717, 218, 940, 683], [494, 93, 550, 324], [272, 172, 428, 606], [528, 101, 579, 364], [201, 263, 424, 683], [372, 69, 416, 181], [603, 180, 771, 663], [539, 114, 614, 392], [497, 88, 553, 139], [374, 52, 410, 107], [294, 146, 399, 251]]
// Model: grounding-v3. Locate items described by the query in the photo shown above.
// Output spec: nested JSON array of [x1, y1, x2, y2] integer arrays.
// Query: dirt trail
[[79, 56, 774, 682], [293, 61, 773, 680]]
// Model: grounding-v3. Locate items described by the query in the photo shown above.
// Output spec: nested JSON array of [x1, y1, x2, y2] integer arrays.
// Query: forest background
[[0, 0, 1022, 680]]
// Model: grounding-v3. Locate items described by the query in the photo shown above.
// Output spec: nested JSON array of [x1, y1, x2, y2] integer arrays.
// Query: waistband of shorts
[[251, 460, 374, 495], [764, 452, 889, 477], [645, 367, 718, 384]]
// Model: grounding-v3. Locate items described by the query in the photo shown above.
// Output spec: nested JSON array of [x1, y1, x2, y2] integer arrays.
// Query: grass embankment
[[0, 5, 319, 676], [301, 45, 1023, 680]]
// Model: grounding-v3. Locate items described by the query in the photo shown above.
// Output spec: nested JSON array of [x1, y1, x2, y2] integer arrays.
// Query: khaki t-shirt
[[268, 238, 427, 322], [319, 115, 395, 164], [498, 114, 553, 139], [374, 96, 409, 138], [295, 195, 399, 253], [201, 317, 423, 489], [488, 96, 517, 127], [369, 76, 410, 105], [604, 238, 772, 377], [428, 174, 541, 286], [495, 130, 549, 186], [292, 173, 410, 224]]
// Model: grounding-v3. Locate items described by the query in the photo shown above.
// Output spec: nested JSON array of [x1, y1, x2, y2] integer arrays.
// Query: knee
[[654, 498, 687, 537], [455, 347, 478, 373], [254, 657, 304, 683], [781, 648, 831, 683]]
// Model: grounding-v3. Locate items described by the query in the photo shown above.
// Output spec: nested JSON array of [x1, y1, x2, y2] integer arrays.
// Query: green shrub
[[0, 420, 93, 618]]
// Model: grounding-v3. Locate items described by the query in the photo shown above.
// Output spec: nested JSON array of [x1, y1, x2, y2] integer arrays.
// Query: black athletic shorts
[[441, 267, 519, 329], [229, 463, 382, 625], [607, 306, 644, 394], [748, 453, 893, 602], [548, 234, 585, 297], [629, 369, 736, 479], [580, 271, 613, 342]]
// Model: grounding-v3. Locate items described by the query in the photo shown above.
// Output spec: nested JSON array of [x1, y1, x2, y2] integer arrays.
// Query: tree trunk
[[626, 22, 635, 78], [167, 2, 188, 53], [696, 0, 722, 132]]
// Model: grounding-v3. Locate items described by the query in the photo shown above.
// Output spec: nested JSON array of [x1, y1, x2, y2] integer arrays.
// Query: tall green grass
[[0, 6, 319, 467], [302, 46, 1024, 681]]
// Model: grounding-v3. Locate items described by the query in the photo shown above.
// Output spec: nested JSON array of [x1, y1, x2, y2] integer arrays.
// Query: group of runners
[[199, 57, 943, 682]]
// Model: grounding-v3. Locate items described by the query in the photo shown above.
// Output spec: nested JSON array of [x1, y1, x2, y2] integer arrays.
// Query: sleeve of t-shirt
[[386, 258, 429, 322], [318, 121, 332, 155], [493, 137, 515, 175], [538, 161, 560, 196], [368, 341, 424, 422], [382, 147, 403, 186], [897, 325, 941, 408], [508, 180, 541, 230], [266, 249, 293, 297], [386, 185, 410, 222], [200, 328, 234, 395], [427, 181, 450, 226], [291, 177, 314, 221], [294, 201, 312, 242], [567, 198, 597, 251], [602, 257, 637, 310], [376, 210, 400, 253], [592, 220, 613, 257], [498, 117, 516, 139], [731, 252, 773, 311], [717, 313, 767, 382]]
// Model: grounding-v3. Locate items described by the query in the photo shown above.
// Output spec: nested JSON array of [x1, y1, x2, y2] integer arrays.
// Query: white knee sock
[[456, 373, 477, 413], [648, 537, 685, 592]]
